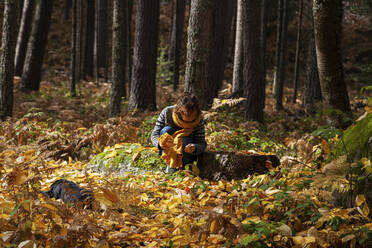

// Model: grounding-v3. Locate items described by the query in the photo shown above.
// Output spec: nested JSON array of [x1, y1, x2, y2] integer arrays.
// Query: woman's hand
[[185, 144, 196, 153]]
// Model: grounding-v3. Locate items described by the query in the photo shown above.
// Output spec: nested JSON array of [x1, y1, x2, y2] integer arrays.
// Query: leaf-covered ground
[[0, 79, 371, 248]]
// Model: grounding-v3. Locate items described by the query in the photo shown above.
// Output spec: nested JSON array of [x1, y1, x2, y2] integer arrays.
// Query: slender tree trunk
[[110, 0, 126, 113], [0, 0, 18, 120], [93, 0, 99, 84], [14, 0, 35, 76], [185, 0, 212, 109], [303, 26, 322, 110], [128, 0, 159, 111], [83, 0, 95, 78], [98, 0, 108, 81], [243, 0, 264, 121], [109, 0, 127, 117], [292, 0, 303, 103], [75, 0, 82, 81], [70, 0, 77, 96], [232, 0, 244, 97], [18, 0, 24, 23], [168, 0, 186, 91], [65, 0, 72, 21], [260, 0, 268, 109], [21, 0, 54, 91], [274, 0, 288, 111], [273, 0, 283, 95], [205, 0, 234, 107], [126, 0, 133, 94], [313, 0, 350, 112]]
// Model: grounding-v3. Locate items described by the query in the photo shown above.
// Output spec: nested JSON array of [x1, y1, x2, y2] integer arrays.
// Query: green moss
[[88, 143, 166, 176], [331, 113, 372, 160]]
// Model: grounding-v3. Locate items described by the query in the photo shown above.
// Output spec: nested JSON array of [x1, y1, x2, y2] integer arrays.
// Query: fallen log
[[198, 152, 280, 181]]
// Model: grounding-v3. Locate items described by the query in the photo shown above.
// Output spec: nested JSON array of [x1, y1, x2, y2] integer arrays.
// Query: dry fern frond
[[210, 97, 246, 111]]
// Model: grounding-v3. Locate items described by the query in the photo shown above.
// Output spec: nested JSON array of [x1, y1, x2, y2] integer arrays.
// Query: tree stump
[[198, 152, 280, 181]]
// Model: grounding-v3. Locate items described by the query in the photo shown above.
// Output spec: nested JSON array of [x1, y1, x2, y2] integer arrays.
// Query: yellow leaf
[[104, 150, 117, 159], [94, 192, 112, 207], [210, 219, 220, 234], [41, 203, 58, 212], [304, 236, 316, 244], [242, 216, 261, 224], [365, 106, 372, 113], [218, 181, 225, 190], [362, 203, 370, 216], [356, 195, 366, 206], [361, 157, 371, 167], [132, 147, 145, 161], [321, 139, 331, 155], [103, 189, 119, 203], [292, 236, 304, 245]]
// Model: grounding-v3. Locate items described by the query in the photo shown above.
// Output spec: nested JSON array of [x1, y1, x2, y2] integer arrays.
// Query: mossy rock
[[87, 143, 167, 176], [331, 113, 372, 160]]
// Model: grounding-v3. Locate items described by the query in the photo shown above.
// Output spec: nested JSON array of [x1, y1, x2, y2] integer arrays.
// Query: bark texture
[[70, 0, 77, 96], [243, 0, 264, 122], [21, 0, 54, 91], [168, 0, 186, 91], [232, 0, 244, 97], [313, 0, 351, 112], [292, 0, 303, 103], [109, 0, 127, 117], [128, 0, 159, 111], [14, 0, 34, 76], [0, 0, 18, 120], [184, 0, 212, 109], [303, 8, 322, 110], [205, 0, 234, 107], [83, 0, 95, 78]]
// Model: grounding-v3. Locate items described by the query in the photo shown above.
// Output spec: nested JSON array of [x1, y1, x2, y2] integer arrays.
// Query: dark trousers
[[159, 126, 197, 166]]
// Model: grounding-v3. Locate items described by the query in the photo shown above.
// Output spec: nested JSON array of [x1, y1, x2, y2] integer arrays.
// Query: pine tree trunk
[[70, 0, 77, 96], [83, 0, 94, 78], [205, 0, 234, 107], [126, 0, 133, 94], [14, 0, 35, 76], [75, 0, 82, 81], [313, 0, 350, 112], [21, 0, 54, 91], [128, 0, 159, 111], [109, 0, 127, 117], [98, 0, 108, 81], [274, 0, 288, 111], [0, 0, 18, 120], [292, 0, 303, 103], [93, 0, 99, 84], [243, 0, 264, 121], [303, 26, 322, 110], [168, 0, 186, 91], [273, 0, 283, 96], [65, 0, 72, 21], [232, 0, 244, 97], [185, 0, 212, 109], [260, 0, 268, 109]]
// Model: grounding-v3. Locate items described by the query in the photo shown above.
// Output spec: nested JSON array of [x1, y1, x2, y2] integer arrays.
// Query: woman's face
[[179, 107, 197, 122]]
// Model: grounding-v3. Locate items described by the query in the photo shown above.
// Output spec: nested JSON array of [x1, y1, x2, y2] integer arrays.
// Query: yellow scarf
[[158, 109, 201, 168]]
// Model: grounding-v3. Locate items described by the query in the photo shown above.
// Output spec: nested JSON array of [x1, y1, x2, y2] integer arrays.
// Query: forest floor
[[0, 76, 371, 247]]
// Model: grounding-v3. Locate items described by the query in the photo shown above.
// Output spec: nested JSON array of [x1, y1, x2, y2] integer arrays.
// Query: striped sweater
[[151, 106, 207, 155]]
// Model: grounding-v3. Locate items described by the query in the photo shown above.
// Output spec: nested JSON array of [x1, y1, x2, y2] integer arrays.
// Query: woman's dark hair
[[174, 92, 201, 115]]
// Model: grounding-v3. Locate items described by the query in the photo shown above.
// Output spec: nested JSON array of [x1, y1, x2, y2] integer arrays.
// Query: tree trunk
[[184, 0, 212, 109], [273, 0, 283, 96], [128, 0, 159, 111], [243, 0, 264, 122], [70, 0, 77, 96], [313, 0, 351, 112], [274, 0, 288, 111], [168, 0, 186, 91], [98, 0, 108, 81], [232, 0, 244, 97], [109, 0, 127, 117], [260, 0, 268, 110], [20, 0, 54, 91], [205, 0, 234, 107], [65, 0, 72, 21], [292, 0, 303, 103], [303, 27, 322, 110], [93, 0, 99, 84], [83, 0, 95, 78], [0, 0, 18, 120], [75, 0, 82, 81], [126, 0, 133, 94], [14, 0, 35, 77]]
